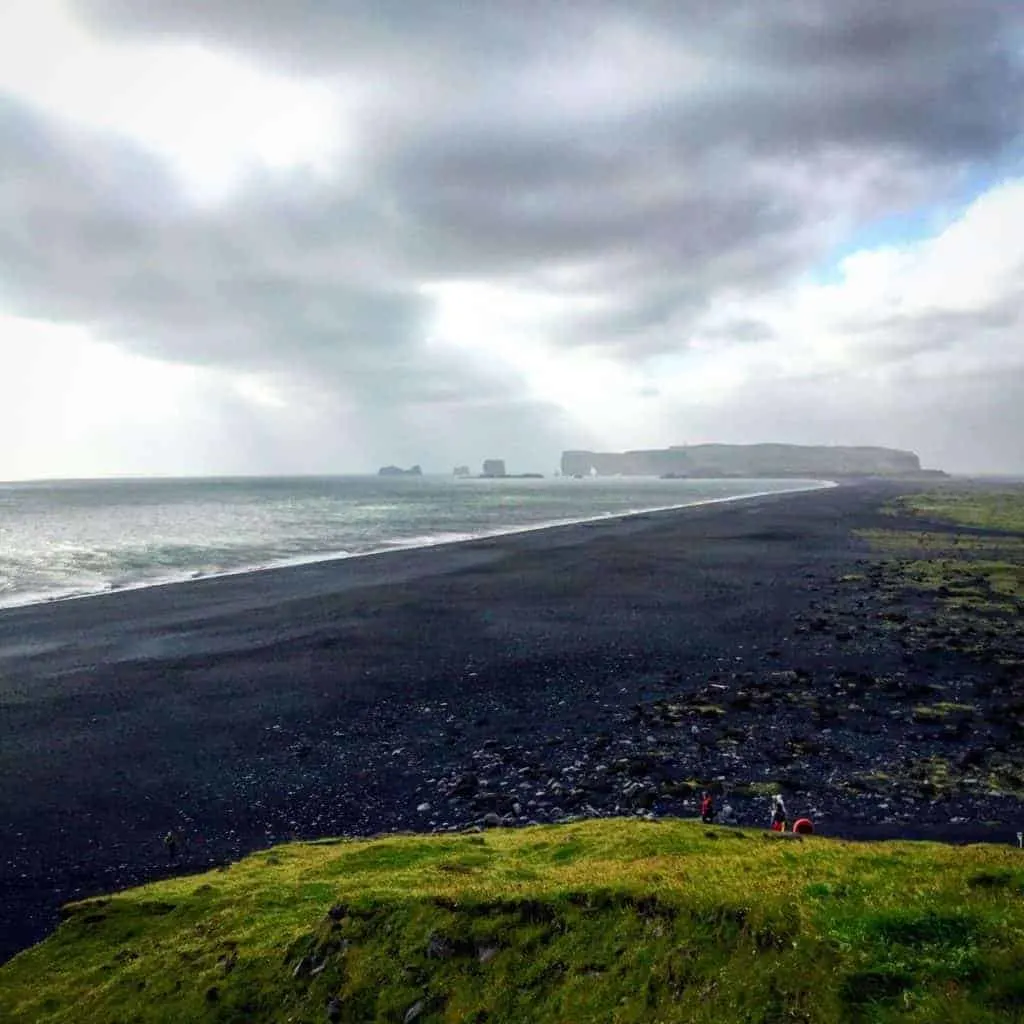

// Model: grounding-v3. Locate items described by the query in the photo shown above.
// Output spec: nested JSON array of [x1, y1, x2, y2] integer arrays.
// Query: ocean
[[0, 475, 829, 609]]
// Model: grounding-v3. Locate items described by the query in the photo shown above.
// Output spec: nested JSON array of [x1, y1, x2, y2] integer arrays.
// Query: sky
[[0, 1, 1022, 479]]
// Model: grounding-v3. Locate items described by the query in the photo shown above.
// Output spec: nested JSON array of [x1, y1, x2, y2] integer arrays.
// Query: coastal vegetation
[[6, 818, 1024, 1023], [840, 484, 1024, 804], [893, 490, 1024, 534], [856, 486, 1024, 661]]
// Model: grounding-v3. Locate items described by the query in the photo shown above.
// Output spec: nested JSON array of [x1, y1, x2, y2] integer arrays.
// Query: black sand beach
[[2, 481, 1019, 963]]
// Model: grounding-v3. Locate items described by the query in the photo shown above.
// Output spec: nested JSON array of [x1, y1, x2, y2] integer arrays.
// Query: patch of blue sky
[[809, 154, 1024, 287]]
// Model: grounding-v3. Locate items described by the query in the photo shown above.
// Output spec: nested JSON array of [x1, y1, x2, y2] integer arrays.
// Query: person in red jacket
[[770, 793, 787, 831], [700, 791, 715, 823]]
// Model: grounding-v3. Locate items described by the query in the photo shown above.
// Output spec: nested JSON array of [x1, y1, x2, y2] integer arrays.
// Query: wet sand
[[0, 481, 1005, 962]]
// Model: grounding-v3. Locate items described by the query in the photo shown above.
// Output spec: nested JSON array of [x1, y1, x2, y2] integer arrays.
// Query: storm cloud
[[0, 0, 1022, 475]]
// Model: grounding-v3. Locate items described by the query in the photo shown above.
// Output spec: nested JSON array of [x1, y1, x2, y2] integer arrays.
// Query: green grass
[[857, 490, 1024, 632], [911, 702, 977, 722], [893, 491, 1024, 533], [6, 819, 1024, 1023], [854, 529, 1024, 558]]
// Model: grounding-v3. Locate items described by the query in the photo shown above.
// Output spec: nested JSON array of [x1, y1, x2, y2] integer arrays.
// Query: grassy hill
[[5, 818, 1024, 1023]]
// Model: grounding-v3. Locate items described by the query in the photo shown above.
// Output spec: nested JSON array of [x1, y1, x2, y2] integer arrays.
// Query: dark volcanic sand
[[1, 481, 1019, 962]]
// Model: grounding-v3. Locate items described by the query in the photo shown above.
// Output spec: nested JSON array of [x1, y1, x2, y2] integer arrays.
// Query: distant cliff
[[560, 444, 934, 478], [378, 464, 423, 477]]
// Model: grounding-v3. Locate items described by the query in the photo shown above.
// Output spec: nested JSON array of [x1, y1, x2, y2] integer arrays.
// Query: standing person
[[163, 830, 179, 862], [700, 791, 715, 824], [770, 794, 787, 832]]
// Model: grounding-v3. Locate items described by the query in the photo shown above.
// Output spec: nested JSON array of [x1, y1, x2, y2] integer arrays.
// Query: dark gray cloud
[[0, 90, 579, 469], [0, 97, 415, 365], [76, 1, 1021, 161], [25, 3, 1024, 350], [0, 1, 1022, 472]]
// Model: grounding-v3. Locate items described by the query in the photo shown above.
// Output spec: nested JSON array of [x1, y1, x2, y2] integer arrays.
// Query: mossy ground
[[854, 487, 1024, 656], [5, 819, 1024, 1023], [846, 486, 1024, 803], [893, 491, 1024, 534]]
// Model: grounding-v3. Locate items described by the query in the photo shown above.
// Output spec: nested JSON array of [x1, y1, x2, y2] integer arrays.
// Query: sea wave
[[0, 477, 833, 610]]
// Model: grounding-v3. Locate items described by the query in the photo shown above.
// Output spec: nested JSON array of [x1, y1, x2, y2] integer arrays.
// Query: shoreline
[[0, 478, 833, 613], [4, 479, 1017, 963]]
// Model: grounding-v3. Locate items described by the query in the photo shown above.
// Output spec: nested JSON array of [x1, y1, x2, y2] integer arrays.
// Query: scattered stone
[[451, 772, 479, 796], [426, 932, 453, 959], [404, 1000, 426, 1023]]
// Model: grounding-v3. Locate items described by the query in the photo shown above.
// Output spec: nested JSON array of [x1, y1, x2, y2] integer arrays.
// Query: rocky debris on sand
[[12, 485, 1024, 966], [386, 560, 1024, 835]]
